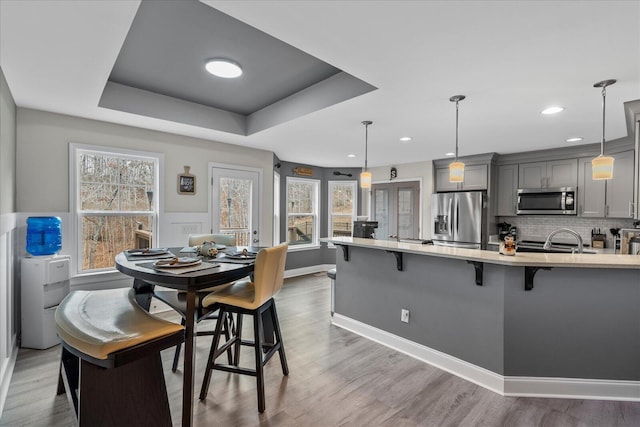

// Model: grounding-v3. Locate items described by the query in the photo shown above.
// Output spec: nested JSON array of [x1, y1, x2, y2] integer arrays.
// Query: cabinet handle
[[606, 205, 609, 216], [630, 201, 635, 218]]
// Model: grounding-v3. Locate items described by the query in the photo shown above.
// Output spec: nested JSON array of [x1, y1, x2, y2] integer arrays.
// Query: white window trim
[[69, 143, 164, 276], [285, 176, 320, 250], [327, 180, 357, 248]]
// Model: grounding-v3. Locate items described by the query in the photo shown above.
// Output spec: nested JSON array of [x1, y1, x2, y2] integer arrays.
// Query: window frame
[[285, 176, 320, 250], [327, 180, 357, 246], [70, 143, 163, 275]]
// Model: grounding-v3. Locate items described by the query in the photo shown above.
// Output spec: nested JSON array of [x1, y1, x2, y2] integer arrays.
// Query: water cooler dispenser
[[21, 255, 71, 349]]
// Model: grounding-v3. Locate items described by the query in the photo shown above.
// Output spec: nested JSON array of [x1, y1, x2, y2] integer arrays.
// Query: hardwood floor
[[2, 273, 639, 426]]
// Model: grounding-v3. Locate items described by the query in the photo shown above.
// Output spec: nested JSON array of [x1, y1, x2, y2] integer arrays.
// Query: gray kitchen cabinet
[[496, 164, 518, 216], [435, 164, 487, 191], [607, 150, 635, 218], [577, 150, 635, 218], [518, 159, 577, 189]]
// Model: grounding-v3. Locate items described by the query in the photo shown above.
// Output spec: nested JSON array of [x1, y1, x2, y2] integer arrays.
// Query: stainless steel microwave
[[517, 187, 576, 215]]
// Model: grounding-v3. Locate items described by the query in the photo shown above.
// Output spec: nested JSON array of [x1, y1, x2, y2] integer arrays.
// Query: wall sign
[[178, 166, 196, 195], [293, 167, 314, 177], [390, 167, 397, 180]]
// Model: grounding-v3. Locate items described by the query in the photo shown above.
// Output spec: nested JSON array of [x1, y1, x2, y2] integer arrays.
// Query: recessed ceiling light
[[205, 58, 243, 78], [347, 154, 356, 158], [445, 152, 455, 157], [541, 106, 564, 115], [399, 137, 412, 142], [566, 137, 583, 142]]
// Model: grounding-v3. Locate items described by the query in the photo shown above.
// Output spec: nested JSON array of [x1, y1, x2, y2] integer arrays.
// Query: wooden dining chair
[[153, 233, 238, 372], [199, 242, 289, 413]]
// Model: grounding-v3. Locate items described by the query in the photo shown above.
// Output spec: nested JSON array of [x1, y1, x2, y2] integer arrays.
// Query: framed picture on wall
[[178, 166, 196, 195]]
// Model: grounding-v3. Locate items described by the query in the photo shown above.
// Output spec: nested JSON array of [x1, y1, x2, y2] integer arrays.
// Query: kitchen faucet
[[543, 228, 584, 253]]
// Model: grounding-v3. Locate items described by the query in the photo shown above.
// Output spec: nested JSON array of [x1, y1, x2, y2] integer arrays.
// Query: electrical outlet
[[401, 308, 410, 323]]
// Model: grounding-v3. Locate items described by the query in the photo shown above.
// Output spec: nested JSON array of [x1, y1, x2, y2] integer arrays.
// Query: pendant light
[[449, 95, 466, 182], [360, 120, 373, 189], [591, 79, 616, 180]]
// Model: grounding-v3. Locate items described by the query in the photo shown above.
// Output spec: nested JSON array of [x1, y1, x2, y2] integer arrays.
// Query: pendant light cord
[[362, 120, 372, 171], [455, 100, 460, 162], [600, 85, 607, 156]]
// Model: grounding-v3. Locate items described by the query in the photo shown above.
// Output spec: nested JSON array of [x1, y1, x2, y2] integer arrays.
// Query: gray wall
[[0, 66, 19, 407], [1, 67, 16, 214]]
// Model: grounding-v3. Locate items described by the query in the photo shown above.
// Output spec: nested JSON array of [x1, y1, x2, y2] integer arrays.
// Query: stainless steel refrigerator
[[431, 191, 485, 248]]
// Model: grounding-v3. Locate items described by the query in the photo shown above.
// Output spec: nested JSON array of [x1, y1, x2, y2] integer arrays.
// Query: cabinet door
[[497, 164, 518, 216], [607, 150, 635, 218], [461, 164, 488, 190], [547, 159, 578, 188], [518, 162, 546, 189], [435, 167, 459, 191], [577, 157, 606, 217]]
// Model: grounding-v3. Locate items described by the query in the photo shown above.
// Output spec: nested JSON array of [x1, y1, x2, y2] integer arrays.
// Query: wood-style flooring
[[1, 273, 639, 426]]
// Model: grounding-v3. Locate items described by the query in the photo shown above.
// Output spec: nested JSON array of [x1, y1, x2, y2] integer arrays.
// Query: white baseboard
[[0, 343, 19, 418], [284, 264, 334, 279], [331, 314, 640, 402]]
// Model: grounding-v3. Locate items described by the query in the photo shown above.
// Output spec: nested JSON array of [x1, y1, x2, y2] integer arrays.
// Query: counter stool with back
[[199, 242, 289, 413]]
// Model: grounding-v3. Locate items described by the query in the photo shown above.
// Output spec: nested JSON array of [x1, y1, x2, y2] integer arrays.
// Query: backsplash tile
[[498, 216, 636, 248]]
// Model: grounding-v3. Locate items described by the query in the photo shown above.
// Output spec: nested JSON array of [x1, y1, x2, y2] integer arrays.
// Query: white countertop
[[321, 237, 640, 269]]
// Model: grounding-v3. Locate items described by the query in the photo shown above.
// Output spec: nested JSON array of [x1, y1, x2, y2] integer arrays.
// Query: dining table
[[115, 247, 257, 427]]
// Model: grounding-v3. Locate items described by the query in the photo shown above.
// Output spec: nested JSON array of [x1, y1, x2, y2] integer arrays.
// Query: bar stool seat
[[55, 288, 184, 427]]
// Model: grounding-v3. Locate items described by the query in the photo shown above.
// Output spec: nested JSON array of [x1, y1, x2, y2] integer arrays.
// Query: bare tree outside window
[[286, 177, 319, 246], [218, 177, 252, 245], [74, 148, 158, 272], [328, 181, 357, 238]]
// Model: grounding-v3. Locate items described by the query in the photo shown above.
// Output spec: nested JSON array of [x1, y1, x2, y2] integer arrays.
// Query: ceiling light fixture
[[400, 137, 412, 142], [566, 137, 583, 143], [449, 95, 466, 183], [205, 58, 243, 78], [591, 79, 616, 180], [541, 106, 564, 115], [347, 154, 356, 158], [360, 120, 373, 189]]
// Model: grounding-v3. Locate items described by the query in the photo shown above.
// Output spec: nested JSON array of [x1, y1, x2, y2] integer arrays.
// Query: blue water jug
[[26, 216, 62, 256]]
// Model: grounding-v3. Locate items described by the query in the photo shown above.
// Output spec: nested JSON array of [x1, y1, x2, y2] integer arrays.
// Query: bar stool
[[199, 243, 289, 413], [55, 288, 184, 427]]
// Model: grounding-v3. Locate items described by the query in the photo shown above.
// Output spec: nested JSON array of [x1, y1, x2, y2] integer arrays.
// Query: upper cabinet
[[434, 164, 488, 192], [496, 164, 519, 216], [518, 159, 578, 189], [577, 150, 635, 218]]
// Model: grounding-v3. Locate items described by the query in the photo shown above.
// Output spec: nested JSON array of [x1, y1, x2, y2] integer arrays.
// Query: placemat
[[140, 261, 221, 274]]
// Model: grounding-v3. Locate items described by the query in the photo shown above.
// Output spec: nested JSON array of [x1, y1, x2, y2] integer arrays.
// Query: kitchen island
[[321, 237, 640, 401]]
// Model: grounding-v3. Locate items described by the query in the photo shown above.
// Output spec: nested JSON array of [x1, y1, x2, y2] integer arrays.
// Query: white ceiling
[[1, 0, 639, 168]]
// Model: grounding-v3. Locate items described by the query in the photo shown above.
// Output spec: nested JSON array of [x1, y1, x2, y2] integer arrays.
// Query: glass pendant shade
[[591, 155, 614, 180], [449, 161, 465, 182], [360, 171, 372, 188], [591, 79, 616, 180]]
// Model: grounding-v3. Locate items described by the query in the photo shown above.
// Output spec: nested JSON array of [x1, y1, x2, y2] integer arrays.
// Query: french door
[[210, 166, 260, 246], [371, 181, 420, 241]]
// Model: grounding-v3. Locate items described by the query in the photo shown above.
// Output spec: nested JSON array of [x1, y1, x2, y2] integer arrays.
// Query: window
[[328, 180, 357, 238], [286, 177, 319, 248], [71, 144, 161, 273]]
